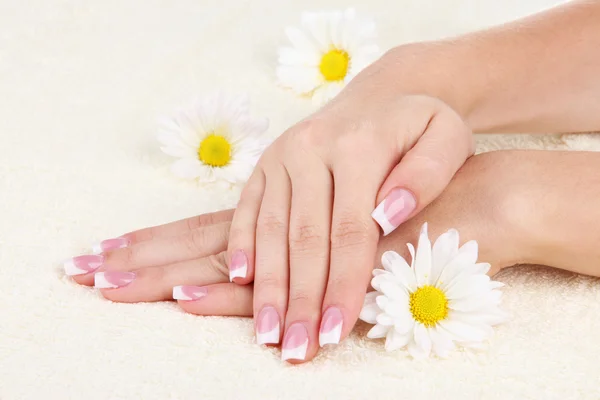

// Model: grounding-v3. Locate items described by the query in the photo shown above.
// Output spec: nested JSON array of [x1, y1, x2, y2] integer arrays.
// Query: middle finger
[[281, 157, 332, 363]]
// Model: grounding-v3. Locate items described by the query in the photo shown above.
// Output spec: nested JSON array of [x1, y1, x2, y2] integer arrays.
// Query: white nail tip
[[172, 286, 206, 301], [63, 259, 87, 276], [281, 340, 308, 361], [319, 322, 342, 347], [91, 242, 103, 255], [229, 265, 247, 281], [256, 325, 280, 345], [371, 203, 395, 236], [94, 273, 120, 289]]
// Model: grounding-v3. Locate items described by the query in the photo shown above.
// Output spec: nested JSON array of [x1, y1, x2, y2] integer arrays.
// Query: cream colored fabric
[[2, 0, 600, 399]]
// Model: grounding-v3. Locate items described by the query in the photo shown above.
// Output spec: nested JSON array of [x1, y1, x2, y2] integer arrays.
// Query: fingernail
[[94, 271, 135, 289], [256, 306, 280, 345], [63, 254, 104, 276], [92, 237, 130, 254], [371, 188, 417, 236], [172, 285, 208, 301], [319, 307, 343, 347], [281, 323, 309, 361], [229, 250, 248, 281]]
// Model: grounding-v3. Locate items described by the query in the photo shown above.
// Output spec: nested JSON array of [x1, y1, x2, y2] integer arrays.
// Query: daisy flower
[[359, 223, 509, 359], [277, 8, 380, 104], [157, 92, 269, 183]]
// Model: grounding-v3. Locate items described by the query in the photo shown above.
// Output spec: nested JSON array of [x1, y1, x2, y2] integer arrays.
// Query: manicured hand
[[227, 62, 474, 362], [66, 151, 531, 335]]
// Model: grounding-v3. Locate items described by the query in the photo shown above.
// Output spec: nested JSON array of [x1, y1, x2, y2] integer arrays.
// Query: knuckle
[[105, 246, 134, 266], [289, 222, 326, 254], [286, 119, 326, 151], [289, 289, 311, 305], [182, 229, 208, 254], [205, 252, 229, 277], [189, 215, 209, 230], [330, 217, 375, 251], [255, 272, 284, 293], [257, 213, 287, 236]]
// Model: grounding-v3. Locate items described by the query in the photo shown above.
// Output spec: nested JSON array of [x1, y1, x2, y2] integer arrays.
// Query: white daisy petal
[[284, 26, 320, 55], [413, 223, 432, 286], [429, 326, 456, 358], [385, 329, 411, 352], [311, 82, 344, 105], [445, 274, 491, 300], [406, 243, 415, 267], [301, 12, 330, 52], [407, 338, 428, 360], [170, 158, 204, 179], [367, 323, 390, 339], [359, 299, 380, 324], [277, 65, 322, 94], [413, 323, 432, 358], [376, 313, 395, 327], [393, 309, 414, 334], [379, 281, 405, 300], [278, 47, 320, 67], [431, 228, 459, 284], [159, 145, 196, 158], [436, 240, 480, 291], [381, 251, 415, 291], [375, 295, 389, 310], [383, 294, 409, 317]]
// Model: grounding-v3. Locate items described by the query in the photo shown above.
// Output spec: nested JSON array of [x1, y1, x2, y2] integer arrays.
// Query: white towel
[[2, 0, 599, 399]]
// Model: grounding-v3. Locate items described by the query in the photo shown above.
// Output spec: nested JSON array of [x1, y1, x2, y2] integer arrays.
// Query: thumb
[[371, 111, 474, 235]]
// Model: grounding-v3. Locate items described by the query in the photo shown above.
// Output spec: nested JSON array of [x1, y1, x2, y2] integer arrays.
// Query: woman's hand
[[67, 150, 537, 355]]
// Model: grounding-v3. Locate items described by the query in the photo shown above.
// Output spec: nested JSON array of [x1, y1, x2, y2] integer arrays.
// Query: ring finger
[[253, 162, 292, 347]]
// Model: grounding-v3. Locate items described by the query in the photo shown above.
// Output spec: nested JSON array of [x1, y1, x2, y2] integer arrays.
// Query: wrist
[[375, 41, 485, 129]]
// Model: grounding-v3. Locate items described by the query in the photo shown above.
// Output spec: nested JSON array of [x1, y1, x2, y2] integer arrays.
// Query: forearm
[[521, 151, 600, 276], [376, 1, 600, 134]]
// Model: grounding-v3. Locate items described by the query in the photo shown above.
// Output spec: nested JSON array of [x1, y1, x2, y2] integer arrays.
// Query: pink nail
[[371, 188, 417, 236], [281, 323, 309, 361], [92, 237, 130, 254], [172, 285, 208, 301], [64, 255, 104, 276], [256, 306, 280, 345], [94, 271, 135, 289], [229, 250, 248, 281], [319, 307, 343, 346]]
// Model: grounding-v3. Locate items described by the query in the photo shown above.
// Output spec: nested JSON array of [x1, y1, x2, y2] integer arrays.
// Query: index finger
[[93, 209, 234, 252]]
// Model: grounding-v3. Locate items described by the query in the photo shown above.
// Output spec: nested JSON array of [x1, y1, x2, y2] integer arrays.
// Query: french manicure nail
[[256, 306, 280, 345], [172, 285, 208, 301], [371, 188, 417, 236], [64, 255, 104, 276], [281, 323, 309, 361], [94, 271, 135, 289], [229, 250, 248, 281], [92, 237, 130, 254], [319, 307, 343, 347]]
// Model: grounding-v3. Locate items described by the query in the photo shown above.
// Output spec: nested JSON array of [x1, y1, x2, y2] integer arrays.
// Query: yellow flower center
[[198, 134, 232, 167], [319, 49, 350, 81], [409, 285, 449, 327]]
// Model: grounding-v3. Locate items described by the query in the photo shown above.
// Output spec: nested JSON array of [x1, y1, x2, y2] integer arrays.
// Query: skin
[[68, 0, 600, 363], [73, 149, 600, 314]]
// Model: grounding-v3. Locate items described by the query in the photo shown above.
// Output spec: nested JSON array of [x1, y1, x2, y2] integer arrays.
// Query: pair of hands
[[75, 57, 481, 363], [73, 150, 527, 363]]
